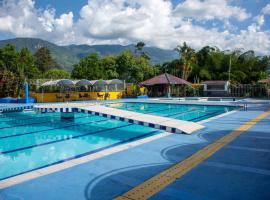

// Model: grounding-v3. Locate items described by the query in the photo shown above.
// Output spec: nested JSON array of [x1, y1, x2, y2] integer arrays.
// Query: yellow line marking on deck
[[115, 109, 270, 200]]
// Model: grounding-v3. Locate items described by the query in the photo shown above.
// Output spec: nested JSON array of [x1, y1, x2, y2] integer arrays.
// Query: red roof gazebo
[[140, 73, 191, 97], [258, 78, 270, 84], [140, 73, 191, 86]]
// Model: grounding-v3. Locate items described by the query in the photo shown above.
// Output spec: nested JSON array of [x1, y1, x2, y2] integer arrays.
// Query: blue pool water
[[107, 102, 236, 122], [0, 103, 237, 180]]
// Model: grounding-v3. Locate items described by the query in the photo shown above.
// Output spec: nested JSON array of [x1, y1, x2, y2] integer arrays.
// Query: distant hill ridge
[[0, 38, 178, 72]]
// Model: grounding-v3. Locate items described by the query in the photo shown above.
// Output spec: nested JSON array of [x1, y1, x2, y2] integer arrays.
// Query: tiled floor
[[151, 114, 270, 200]]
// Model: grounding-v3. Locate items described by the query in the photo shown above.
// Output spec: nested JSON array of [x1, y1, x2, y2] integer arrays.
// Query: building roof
[[202, 80, 228, 85], [140, 73, 191, 86], [105, 79, 123, 85], [41, 79, 74, 87], [258, 78, 270, 83], [73, 79, 92, 86], [91, 80, 107, 86]]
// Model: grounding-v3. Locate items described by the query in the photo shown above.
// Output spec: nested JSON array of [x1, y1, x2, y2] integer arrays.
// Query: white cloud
[[173, 0, 250, 21], [262, 3, 270, 15], [0, 0, 269, 55], [0, 0, 75, 44]]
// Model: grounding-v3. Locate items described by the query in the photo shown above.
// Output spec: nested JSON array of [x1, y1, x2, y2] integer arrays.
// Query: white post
[[229, 55, 231, 83]]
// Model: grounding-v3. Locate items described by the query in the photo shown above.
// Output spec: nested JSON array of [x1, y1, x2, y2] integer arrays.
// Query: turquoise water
[[107, 102, 236, 122], [0, 103, 236, 180]]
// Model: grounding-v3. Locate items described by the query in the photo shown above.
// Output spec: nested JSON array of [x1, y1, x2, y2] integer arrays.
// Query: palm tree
[[175, 42, 196, 80], [135, 41, 150, 60], [135, 41, 145, 54]]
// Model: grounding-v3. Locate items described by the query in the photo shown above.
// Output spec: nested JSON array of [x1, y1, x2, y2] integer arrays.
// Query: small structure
[[140, 73, 191, 97], [258, 77, 270, 98], [258, 78, 270, 84], [32, 79, 124, 102], [41, 79, 74, 87], [91, 80, 107, 92], [202, 80, 229, 97], [106, 79, 124, 91], [73, 79, 92, 92], [73, 79, 92, 87]]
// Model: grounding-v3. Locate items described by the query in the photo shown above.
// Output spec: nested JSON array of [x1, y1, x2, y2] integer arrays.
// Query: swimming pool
[[107, 102, 236, 122], [0, 103, 237, 180]]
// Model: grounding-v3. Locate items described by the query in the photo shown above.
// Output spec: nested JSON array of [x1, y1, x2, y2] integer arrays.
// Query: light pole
[[228, 54, 231, 83]]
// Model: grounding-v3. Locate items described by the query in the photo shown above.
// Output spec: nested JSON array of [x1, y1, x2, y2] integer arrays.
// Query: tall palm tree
[[135, 41, 150, 60], [175, 42, 196, 80]]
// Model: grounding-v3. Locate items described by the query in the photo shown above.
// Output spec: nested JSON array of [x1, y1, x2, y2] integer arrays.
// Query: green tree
[[44, 69, 70, 79], [175, 42, 197, 80], [158, 59, 181, 77], [34, 47, 58, 72], [115, 50, 154, 83], [0, 44, 18, 72], [100, 55, 118, 79], [71, 53, 103, 80], [18, 48, 40, 79], [135, 41, 150, 60]]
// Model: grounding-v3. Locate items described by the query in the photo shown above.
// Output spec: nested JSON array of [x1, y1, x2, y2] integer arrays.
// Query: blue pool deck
[[0, 99, 270, 200]]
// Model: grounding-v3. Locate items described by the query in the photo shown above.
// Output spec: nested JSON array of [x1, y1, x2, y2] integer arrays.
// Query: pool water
[[107, 102, 236, 122], [0, 103, 237, 180]]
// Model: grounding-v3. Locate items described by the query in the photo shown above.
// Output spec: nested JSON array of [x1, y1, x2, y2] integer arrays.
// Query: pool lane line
[[0, 129, 160, 181], [0, 105, 173, 138], [0, 121, 142, 155], [0, 107, 171, 139], [0, 116, 106, 139], [0, 106, 179, 130], [189, 110, 223, 122], [0, 117, 63, 129], [0, 113, 61, 123], [0, 108, 186, 139], [115, 108, 270, 200], [166, 108, 200, 118], [0, 108, 222, 147], [0, 113, 94, 131], [0, 115, 61, 127], [165, 109, 221, 122], [134, 107, 175, 114], [0, 111, 61, 119]]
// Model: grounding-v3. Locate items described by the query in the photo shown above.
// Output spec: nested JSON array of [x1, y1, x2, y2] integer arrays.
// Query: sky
[[0, 0, 270, 54]]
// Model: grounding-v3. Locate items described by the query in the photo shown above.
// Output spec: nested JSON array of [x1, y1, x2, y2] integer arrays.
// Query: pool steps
[[34, 103, 204, 134]]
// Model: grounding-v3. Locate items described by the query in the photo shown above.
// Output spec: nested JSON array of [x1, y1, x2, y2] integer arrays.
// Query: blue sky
[[0, 0, 270, 54]]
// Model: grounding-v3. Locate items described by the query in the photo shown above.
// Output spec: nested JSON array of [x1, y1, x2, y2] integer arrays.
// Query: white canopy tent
[[41, 79, 74, 87], [105, 79, 124, 91], [73, 79, 93, 86]]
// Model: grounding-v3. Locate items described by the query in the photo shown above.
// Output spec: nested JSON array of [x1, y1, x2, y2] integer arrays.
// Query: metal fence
[[187, 84, 269, 98], [229, 84, 268, 97]]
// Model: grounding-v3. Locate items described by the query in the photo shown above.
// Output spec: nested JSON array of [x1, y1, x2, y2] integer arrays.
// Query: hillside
[[0, 38, 178, 71]]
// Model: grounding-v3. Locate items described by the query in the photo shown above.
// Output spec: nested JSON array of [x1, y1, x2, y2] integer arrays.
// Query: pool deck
[[0, 99, 270, 200]]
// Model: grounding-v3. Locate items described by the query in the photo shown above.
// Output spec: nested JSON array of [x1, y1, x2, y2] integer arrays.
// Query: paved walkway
[[0, 101, 269, 200]]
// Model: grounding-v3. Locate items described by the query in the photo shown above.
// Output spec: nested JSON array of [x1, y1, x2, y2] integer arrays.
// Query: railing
[[229, 84, 268, 98]]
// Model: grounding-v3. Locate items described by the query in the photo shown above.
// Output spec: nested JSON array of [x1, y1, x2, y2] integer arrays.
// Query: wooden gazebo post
[[167, 84, 171, 97]]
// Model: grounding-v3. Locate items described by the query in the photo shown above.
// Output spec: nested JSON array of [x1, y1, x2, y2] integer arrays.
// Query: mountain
[[0, 38, 178, 71], [0, 38, 80, 71]]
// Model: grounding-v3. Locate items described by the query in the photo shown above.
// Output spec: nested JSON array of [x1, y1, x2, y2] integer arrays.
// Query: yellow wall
[[126, 85, 147, 96], [126, 85, 134, 96], [31, 91, 123, 103]]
